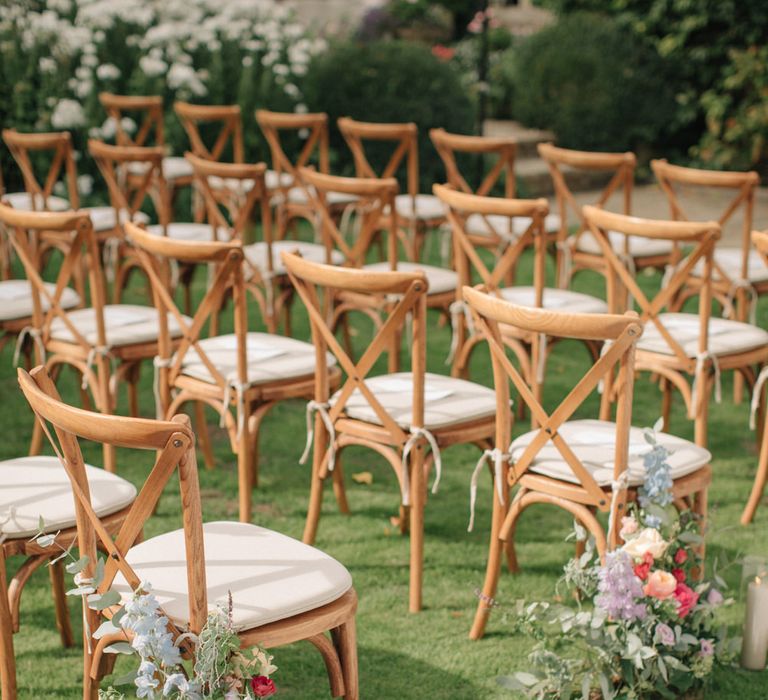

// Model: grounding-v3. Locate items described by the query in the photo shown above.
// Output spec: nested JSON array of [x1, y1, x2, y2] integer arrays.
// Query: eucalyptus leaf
[[93, 620, 121, 639], [65, 556, 90, 575], [88, 590, 121, 610], [104, 642, 135, 655], [35, 533, 57, 548]]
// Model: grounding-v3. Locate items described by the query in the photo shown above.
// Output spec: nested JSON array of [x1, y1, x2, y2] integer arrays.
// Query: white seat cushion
[[1, 191, 70, 212], [362, 261, 457, 295], [692, 248, 768, 284], [84, 207, 150, 232], [244, 240, 344, 275], [285, 187, 358, 207], [126, 156, 193, 182], [207, 170, 293, 194], [636, 312, 768, 357], [49, 304, 189, 347], [0, 280, 80, 321], [499, 286, 608, 314], [465, 212, 561, 240], [393, 193, 445, 221], [265, 169, 294, 190], [0, 456, 136, 539], [509, 419, 710, 487], [146, 223, 231, 242], [575, 230, 674, 257], [181, 332, 335, 385], [331, 371, 497, 430], [112, 521, 352, 631]]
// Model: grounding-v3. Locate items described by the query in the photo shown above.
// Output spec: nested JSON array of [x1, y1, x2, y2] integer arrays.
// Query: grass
[[2, 230, 768, 699]]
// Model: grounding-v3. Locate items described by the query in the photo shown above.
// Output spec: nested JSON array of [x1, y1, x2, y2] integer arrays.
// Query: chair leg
[[0, 550, 17, 700], [661, 378, 673, 432], [194, 402, 216, 471], [408, 444, 426, 613], [331, 453, 350, 516], [49, 560, 74, 648], [303, 418, 330, 545], [237, 422, 253, 524], [335, 617, 359, 700], [742, 424, 768, 525], [126, 363, 140, 418]]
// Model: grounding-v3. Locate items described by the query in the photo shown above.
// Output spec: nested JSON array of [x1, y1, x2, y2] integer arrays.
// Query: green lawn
[[2, 235, 768, 699]]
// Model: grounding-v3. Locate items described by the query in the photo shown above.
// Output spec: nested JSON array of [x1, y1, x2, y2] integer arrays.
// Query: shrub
[[512, 12, 676, 153], [303, 40, 475, 191]]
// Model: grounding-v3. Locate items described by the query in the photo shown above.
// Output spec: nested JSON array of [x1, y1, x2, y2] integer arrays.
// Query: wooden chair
[[584, 205, 768, 447], [18, 365, 359, 700], [434, 184, 606, 389], [124, 221, 340, 523], [538, 143, 672, 288], [463, 286, 711, 639], [430, 128, 561, 256], [282, 252, 496, 612], [338, 117, 447, 261], [257, 109, 359, 240], [743, 229, 768, 525], [0, 204, 185, 473]]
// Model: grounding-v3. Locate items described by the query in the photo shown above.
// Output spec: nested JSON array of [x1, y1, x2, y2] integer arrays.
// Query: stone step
[[514, 157, 614, 198]]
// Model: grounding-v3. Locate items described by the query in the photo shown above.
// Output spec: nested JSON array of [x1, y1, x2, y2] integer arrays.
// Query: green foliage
[[512, 13, 676, 152], [303, 40, 475, 190]]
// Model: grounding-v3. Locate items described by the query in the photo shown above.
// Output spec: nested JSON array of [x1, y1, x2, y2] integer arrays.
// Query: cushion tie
[[401, 426, 442, 507], [556, 238, 574, 289], [446, 299, 474, 366], [152, 355, 175, 420], [102, 235, 122, 283], [12, 326, 45, 367], [299, 400, 337, 472], [749, 365, 768, 430], [690, 351, 721, 418], [220, 373, 251, 442], [607, 471, 630, 545], [82, 345, 112, 392], [724, 277, 758, 325], [467, 448, 511, 532]]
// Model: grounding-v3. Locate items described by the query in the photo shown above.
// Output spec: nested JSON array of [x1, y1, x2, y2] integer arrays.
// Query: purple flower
[[595, 550, 647, 622], [700, 639, 714, 656], [707, 588, 723, 606], [655, 622, 675, 646]]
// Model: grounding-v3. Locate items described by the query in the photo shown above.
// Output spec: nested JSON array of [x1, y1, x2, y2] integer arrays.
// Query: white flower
[[284, 82, 299, 98], [139, 55, 167, 78], [96, 63, 121, 80], [38, 57, 57, 74], [81, 53, 98, 68], [167, 63, 206, 96], [75, 80, 93, 99], [273, 63, 289, 76], [77, 174, 93, 196], [242, 55, 253, 68], [621, 527, 669, 561], [120, 117, 137, 134], [50, 99, 85, 128]]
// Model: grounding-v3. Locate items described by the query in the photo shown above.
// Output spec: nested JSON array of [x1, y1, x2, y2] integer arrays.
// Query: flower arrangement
[[500, 425, 739, 699], [30, 521, 276, 699]]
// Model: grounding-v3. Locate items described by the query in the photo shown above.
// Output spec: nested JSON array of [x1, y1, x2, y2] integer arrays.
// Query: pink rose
[[674, 548, 688, 564], [672, 568, 686, 583], [644, 570, 678, 600], [633, 552, 654, 581], [674, 582, 699, 618], [620, 516, 638, 540], [250, 676, 276, 698]]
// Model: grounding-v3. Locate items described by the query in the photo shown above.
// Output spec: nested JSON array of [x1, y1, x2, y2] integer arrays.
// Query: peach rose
[[622, 527, 668, 561], [644, 570, 678, 600]]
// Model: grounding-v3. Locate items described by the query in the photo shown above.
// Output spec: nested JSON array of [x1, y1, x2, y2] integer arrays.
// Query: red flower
[[673, 582, 699, 619], [251, 676, 276, 698], [633, 552, 654, 581], [674, 548, 688, 564], [672, 568, 686, 583], [431, 44, 455, 62]]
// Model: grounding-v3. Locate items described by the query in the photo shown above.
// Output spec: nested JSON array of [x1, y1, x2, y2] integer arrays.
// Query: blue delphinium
[[638, 428, 673, 509]]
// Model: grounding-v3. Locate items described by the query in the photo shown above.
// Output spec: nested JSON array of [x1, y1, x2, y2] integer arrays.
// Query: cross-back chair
[[18, 365, 359, 700], [463, 286, 711, 638], [584, 205, 768, 447], [125, 221, 339, 523], [338, 117, 446, 261], [301, 167, 458, 357], [434, 184, 606, 392], [0, 203, 186, 473], [538, 143, 671, 289], [283, 251, 497, 612]]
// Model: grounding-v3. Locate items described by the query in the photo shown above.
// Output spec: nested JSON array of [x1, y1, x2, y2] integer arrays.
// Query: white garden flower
[[242, 55, 253, 68], [139, 54, 168, 78], [77, 175, 94, 196], [50, 99, 85, 129], [75, 79, 93, 99], [81, 53, 99, 68], [622, 527, 669, 561], [38, 57, 57, 74], [96, 63, 121, 80]]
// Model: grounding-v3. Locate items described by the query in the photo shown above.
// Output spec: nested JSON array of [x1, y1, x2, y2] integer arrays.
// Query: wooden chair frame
[[174, 102, 244, 163], [18, 365, 358, 700], [283, 252, 494, 612]]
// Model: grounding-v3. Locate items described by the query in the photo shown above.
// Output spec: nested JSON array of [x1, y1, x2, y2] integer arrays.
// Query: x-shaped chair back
[[652, 159, 759, 282], [124, 221, 248, 401], [299, 166, 399, 268], [0, 203, 107, 358], [174, 102, 244, 163], [282, 251, 428, 450], [18, 365, 208, 639], [584, 205, 721, 368], [538, 143, 635, 244], [98, 93, 166, 149], [2, 129, 79, 209], [463, 285, 642, 513]]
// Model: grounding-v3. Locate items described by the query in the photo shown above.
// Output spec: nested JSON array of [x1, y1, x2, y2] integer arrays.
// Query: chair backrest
[[174, 102, 244, 163], [338, 117, 420, 200], [583, 205, 721, 364], [652, 159, 759, 281], [124, 221, 248, 408], [0, 203, 107, 355], [2, 129, 79, 209], [88, 139, 169, 226], [299, 166, 399, 267], [463, 285, 642, 539], [283, 251, 428, 443], [430, 128, 516, 199], [17, 365, 207, 638], [434, 184, 549, 300], [538, 142, 635, 240], [98, 92, 166, 148]]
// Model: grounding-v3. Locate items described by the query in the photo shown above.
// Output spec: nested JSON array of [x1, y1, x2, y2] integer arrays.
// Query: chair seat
[[362, 262, 457, 296], [85, 207, 150, 232], [127, 156, 193, 182], [0, 456, 136, 539], [181, 332, 335, 385], [50, 304, 188, 347], [146, 223, 231, 242], [285, 187, 358, 207], [331, 371, 497, 430], [390, 194, 446, 221], [0, 280, 80, 322], [499, 286, 608, 314], [575, 230, 674, 257], [692, 248, 768, 284], [465, 212, 561, 239], [207, 169, 293, 195], [244, 240, 344, 276], [636, 312, 768, 357], [1, 191, 70, 212], [510, 419, 711, 487], [112, 521, 352, 631], [265, 169, 294, 190]]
